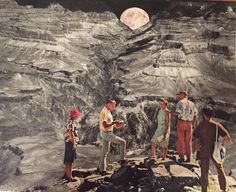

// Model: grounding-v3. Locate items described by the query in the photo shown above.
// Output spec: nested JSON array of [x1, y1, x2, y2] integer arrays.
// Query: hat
[[178, 91, 188, 96], [70, 107, 81, 119]]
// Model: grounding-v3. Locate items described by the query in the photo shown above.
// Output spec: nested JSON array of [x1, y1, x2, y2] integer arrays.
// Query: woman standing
[[64, 107, 80, 182], [151, 98, 171, 160]]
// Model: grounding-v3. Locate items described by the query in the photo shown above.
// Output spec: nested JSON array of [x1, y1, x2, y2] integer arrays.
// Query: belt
[[178, 119, 192, 122], [101, 130, 113, 133]]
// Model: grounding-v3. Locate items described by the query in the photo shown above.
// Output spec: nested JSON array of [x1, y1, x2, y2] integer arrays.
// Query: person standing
[[64, 107, 81, 182], [194, 106, 231, 192], [150, 98, 171, 160], [171, 91, 197, 162], [98, 99, 127, 175]]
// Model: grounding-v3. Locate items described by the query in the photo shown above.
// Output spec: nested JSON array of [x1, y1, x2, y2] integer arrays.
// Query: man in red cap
[[171, 91, 197, 163], [63, 107, 81, 182]]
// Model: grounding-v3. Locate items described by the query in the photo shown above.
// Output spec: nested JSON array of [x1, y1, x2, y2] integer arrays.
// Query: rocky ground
[[1, 140, 236, 192], [72, 155, 236, 192], [0, 0, 236, 191]]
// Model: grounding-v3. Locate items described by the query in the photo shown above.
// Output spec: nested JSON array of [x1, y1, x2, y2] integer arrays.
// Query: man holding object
[[98, 99, 127, 175]]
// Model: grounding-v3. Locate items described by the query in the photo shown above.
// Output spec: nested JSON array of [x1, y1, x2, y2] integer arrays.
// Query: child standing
[[151, 98, 171, 160], [64, 107, 80, 182]]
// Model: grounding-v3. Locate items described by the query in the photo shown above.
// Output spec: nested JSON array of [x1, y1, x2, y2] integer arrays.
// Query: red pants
[[177, 120, 193, 158]]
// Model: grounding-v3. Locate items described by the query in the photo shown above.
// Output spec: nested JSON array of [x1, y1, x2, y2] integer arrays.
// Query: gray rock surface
[[0, 0, 235, 191]]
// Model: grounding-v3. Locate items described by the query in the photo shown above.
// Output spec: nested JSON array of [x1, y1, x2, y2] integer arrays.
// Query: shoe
[[68, 177, 77, 182], [119, 159, 129, 167], [149, 156, 157, 160], [178, 157, 185, 163], [185, 158, 191, 163], [99, 171, 109, 176], [221, 189, 229, 192], [62, 173, 67, 180]]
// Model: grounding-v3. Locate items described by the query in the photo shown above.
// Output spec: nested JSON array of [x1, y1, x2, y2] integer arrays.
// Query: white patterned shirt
[[176, 98, 197, 121]]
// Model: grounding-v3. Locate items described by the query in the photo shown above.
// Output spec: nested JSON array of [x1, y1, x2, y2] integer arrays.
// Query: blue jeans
[[99, 131, 126, 172]]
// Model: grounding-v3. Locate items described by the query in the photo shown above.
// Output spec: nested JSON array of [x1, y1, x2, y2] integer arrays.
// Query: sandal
[[69, 177, 77, 182]]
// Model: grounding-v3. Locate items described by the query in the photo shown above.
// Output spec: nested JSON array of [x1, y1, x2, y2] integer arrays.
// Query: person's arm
[[102, 120, 119, 128], [113, 120, 125, 129], [74, 124, 80, 145], [192, 105, 198, 130], [193, 123, 201, 152], [171, 101, 182, 116], [100, 110, 118, 129], [164, 110, 171, 139], [170, 111, 180, 116], [218, 123, 231, 146], [71, 130, 76, 150], [192, 115, 197, 130]]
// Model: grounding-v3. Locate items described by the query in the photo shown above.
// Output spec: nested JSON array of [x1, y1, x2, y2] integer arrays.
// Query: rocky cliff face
[[0, 0, 235, 191]]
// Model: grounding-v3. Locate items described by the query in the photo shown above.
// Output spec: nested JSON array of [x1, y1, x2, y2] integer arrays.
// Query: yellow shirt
[[99, 106, 113, 132]]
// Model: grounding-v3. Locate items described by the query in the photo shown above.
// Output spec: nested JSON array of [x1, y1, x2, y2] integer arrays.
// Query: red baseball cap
[[70, 107, 81, 119]]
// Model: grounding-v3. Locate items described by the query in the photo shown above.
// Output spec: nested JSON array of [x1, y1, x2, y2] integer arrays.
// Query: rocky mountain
[[0, 0, 235, 191]]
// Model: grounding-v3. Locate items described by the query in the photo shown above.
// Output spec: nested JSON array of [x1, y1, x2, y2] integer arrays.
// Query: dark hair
[[107, 99, 116, 105], [202, 106, 213, 118]]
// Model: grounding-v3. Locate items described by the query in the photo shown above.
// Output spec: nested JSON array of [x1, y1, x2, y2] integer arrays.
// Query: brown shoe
[[185, 158, 191, 163], [99, 171, 110, 176], [178, 157, 185, 163], [119, 159, 129, 167], [69, 177, 77, 182]]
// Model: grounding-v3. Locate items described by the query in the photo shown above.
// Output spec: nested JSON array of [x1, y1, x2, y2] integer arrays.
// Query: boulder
[[169, 164, 199, 188], [151, 164, 171, 188]]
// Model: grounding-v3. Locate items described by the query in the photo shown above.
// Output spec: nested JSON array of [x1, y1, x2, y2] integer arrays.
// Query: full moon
[[120, 7, 150, 30]]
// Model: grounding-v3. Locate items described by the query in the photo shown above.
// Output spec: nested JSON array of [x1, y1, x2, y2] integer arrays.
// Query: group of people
[[63, 90, 231, 192]]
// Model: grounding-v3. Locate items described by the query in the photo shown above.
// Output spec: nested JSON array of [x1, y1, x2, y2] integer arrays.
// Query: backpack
[[213, 125, 226, 163]]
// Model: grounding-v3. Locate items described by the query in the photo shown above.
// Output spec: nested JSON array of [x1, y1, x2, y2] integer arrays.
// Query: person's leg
[[99, 135, 110, 172], [211, 157, 227, 191], [185, 122, 193, 161], [177, 121, 185, 160], [151, 142, 156, 159], [65, 163, 70, 179], [162, 147, 168, 160], [200, 158, 210, 192], [69, 163, 73, 179], [111, 135, 126, 161], [101, 132, 126, 164]]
